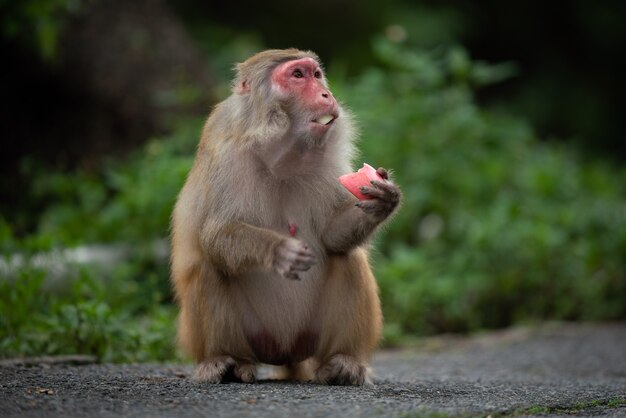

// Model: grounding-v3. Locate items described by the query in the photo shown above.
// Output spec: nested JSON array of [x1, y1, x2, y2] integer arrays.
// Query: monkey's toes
[[315, 354, 370, 386], [193, 356, 236, 383], [234, 364, 257, 383]]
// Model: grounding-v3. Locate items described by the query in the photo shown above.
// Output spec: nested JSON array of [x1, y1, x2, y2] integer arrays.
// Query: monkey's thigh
[[315, 248, 382, 363], [178, 266, 254, 363]]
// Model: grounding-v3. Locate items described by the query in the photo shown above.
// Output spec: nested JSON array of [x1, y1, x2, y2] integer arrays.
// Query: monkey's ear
[[235, 79, 251, 95]]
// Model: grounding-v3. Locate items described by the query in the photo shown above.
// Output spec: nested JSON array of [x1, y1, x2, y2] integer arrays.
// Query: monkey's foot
[[193, 356, 257, 383], [234, 363, 257, 383], [315, 354, 371, 386]]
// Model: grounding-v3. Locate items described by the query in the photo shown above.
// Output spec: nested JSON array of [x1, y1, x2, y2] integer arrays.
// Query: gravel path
[[2, 323, 625, 417]]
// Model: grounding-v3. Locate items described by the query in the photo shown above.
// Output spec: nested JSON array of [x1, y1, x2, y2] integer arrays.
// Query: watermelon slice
[[339, 163, 384, 200]]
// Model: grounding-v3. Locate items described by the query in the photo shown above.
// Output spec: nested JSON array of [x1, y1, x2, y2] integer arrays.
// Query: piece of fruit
[[315, 115, 334, 125], [339, 163, 384, 200]]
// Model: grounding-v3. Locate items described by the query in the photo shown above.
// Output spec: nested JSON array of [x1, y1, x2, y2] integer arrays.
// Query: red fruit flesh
[[338, 163, 384, 200]]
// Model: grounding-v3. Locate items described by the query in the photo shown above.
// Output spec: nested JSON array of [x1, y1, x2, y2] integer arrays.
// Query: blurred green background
[[1, 0, 625, 361]]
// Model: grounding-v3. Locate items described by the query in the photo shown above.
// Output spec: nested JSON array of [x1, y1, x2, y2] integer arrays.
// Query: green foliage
[[0, 265, 177, 362], [0, 118, 197, 363], [0, 0, 84, 60], [341, 39, 626, 336], [27, 119, 201, 247], [0, 119, 197, 361]]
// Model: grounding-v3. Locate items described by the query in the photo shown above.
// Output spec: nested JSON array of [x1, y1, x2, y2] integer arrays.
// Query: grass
[[497, 396, 626, 416]]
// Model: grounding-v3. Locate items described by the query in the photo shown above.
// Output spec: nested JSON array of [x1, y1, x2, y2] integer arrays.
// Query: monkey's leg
[[178, 265, 257, 383], [314, 248, 382, 385]]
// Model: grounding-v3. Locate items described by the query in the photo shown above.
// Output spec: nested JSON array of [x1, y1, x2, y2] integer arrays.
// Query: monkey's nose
[[322, 92, 329, 98]]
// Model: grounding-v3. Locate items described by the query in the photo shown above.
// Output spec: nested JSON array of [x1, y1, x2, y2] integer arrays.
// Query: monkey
[[170, 49, 401, 385]]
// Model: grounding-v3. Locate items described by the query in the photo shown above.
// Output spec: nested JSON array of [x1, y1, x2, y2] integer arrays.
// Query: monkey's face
[[271, 58, 339, 142]]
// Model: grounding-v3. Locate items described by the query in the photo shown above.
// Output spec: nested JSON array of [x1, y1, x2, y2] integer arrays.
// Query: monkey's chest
[[272, 184, 331, 235]]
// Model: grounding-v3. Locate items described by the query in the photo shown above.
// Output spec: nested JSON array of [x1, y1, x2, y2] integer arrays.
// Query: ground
[[1, 323, 625, 417]]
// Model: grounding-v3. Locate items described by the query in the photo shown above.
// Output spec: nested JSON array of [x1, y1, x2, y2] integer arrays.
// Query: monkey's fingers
[[295, 248, 316, 259], [276, 253, 315, 269], [370, 180, 401, 203], [284, 248, 316, 263], [284, 271, 301, 280], [376, 167, 389, 180], [357, 198, 397, 218], [295, 248, 317, 263], [276, 260, 305, 279], [290, 259, 314, 271], [359, 185, 386, 200], [278, 251, 316, 263]]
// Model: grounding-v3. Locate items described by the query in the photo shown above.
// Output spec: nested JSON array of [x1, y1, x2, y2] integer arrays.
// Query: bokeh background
[[1, 0, 625, 361]]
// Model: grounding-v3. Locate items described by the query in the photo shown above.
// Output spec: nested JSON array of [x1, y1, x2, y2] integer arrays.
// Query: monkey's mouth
[[312, 114, 336, 126]]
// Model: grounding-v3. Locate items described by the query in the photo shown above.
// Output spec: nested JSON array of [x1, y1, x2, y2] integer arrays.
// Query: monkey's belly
[[246, 330, 318, 365]]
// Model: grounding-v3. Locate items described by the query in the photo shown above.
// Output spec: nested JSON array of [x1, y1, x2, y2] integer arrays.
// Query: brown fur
[[170, 49, 400, 385]]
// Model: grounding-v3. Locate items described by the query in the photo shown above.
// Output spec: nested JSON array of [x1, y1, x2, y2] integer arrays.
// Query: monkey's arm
[[323, 168, 401, 254], [321, 202, 380, 253], [201, 221, 316, 280]]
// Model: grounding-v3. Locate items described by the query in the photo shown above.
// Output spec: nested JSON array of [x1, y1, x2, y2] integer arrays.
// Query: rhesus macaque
[[170, 49, 401, 385]]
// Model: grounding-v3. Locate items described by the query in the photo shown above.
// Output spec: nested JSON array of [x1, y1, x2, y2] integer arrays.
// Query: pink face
[[271, 58, 339, 129]]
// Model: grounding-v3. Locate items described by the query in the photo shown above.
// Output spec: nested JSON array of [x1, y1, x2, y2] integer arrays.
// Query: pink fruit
[[339, 163, 384, 200]]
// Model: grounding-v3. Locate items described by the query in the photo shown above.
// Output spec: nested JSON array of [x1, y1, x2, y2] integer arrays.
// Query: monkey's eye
[[314, 70, 322, 79], [292, 69, 304, 78]]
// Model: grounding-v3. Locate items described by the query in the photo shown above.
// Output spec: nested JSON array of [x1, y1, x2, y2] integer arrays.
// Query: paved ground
[[1, 322, 625, 417]]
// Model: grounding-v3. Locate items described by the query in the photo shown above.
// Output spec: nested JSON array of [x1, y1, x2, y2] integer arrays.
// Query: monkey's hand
[[356, 168, 401, 221], [323, 168, 401, 254], [273, 238, 316, 280]]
